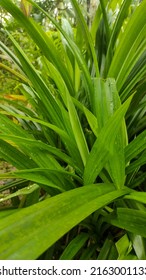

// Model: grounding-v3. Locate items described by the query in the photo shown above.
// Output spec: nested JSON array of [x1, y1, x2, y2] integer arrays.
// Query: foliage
[[0, 0, 146, 260]]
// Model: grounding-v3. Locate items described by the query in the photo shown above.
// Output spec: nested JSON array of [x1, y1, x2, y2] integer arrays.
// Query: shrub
[[0, 0, 146, 259]]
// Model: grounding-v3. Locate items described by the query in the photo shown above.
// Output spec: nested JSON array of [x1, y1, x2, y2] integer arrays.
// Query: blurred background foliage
[[0, 0, 142, 96]]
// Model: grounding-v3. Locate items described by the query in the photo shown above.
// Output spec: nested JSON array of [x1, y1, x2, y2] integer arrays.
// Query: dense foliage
[[0, 0, 146, 260]]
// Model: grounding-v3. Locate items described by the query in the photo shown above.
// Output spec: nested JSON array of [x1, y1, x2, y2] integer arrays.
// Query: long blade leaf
[[0, 184, 130, 259]]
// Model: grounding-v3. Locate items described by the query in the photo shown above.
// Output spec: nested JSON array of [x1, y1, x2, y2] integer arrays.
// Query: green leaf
[[67, 94, 89, 166], [120, 52, 146, 101], [104, 0, 132, 75], [72, 98, 98, 137], [39, 59, 69, 107], [59, 233, 89, 260], [129, 173, 146, 189], [83, 94, 133, 185], [99, 0, 110, 45], [0, 184, 39, 203], [0, 168, 81, 192], [27, 0, 95, 108], [70, 0, 99, 77], [0, 112, 84, 173], [0, 113, 33, 139], [129, 233, 146, 260], [118, 26, 146, 94], [80, 245, 97, 260], [0, 210, 19, 219], [7, 33, 67, 128], [106, 208, 146, 238], [0, 139, 36, 169], [124, 192, 146, 205], [0, 184, 130, 259], [0, 62, 30, 84], [126, 151, 146, 174], [125, 130, 146, 163], [108, 0, 146, 93], [0, 134, 80, 172], [97, 237, 117, 260], [93, 78, 127, 188], [0, 40, 22, 71], [116, 234, 132, 259], [90, 5, 101, 41], [0, 0, 75, 96]]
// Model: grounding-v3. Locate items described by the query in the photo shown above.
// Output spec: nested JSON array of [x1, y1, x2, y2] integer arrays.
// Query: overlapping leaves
[[0, 0, 146, 260]]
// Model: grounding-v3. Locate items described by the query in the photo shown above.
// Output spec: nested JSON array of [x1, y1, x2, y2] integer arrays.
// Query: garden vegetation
[[0, 0, 146, 259]]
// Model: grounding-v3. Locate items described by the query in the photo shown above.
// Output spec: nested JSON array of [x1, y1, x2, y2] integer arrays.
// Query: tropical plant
[[0, 0, 146, 260]]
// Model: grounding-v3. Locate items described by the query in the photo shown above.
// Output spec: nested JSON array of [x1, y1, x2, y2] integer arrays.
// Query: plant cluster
[[0, 0, 146, 260]]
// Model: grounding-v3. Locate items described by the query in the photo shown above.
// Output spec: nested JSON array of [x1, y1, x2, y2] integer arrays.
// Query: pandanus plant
[[0, 0, 146, 259]]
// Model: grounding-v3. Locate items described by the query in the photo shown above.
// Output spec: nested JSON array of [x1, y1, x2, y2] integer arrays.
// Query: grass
[[0, 0, 146, 260]]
